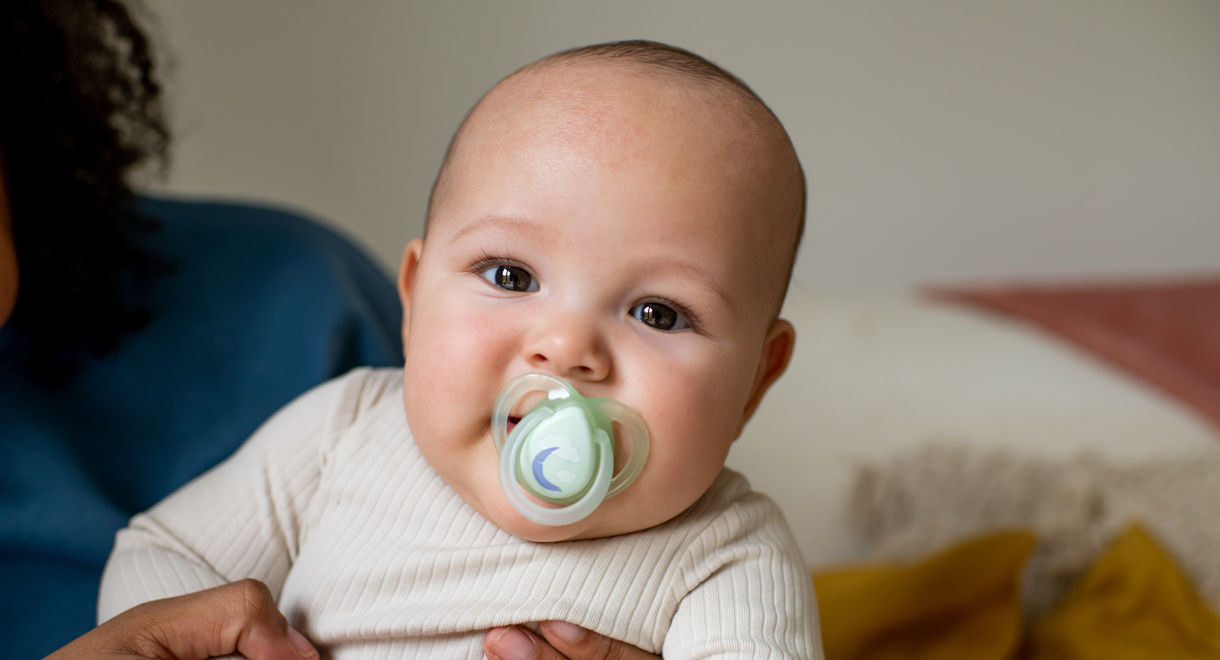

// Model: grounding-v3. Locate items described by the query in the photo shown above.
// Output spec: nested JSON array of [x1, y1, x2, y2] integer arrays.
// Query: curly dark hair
[[1, 0, 171, 381]]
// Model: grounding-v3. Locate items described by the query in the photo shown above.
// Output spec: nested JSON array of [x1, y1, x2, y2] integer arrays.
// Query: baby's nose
[[523, 316, 610, 381]]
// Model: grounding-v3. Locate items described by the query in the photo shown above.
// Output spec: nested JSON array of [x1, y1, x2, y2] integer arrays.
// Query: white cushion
[[726, 287, 1220, 568]]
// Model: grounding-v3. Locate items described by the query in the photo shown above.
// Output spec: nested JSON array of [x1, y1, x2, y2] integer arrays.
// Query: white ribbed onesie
[[99, 368, 821, 658]]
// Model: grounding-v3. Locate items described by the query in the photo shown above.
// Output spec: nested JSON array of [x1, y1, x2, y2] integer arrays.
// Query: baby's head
[[397, 41, 804, 542]]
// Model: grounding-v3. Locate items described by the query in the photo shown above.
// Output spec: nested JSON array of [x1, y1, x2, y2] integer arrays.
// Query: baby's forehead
[[438, 60, 803, 310], [460, 62, 796, 207]]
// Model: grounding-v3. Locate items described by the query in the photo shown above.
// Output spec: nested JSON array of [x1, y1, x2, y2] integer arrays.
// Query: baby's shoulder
[[261, 367, 404, 439], [310, 365, 401, 405], [696, 467, 785, 518], [324, 366, 403, 411], [651, 467, 797, 552]]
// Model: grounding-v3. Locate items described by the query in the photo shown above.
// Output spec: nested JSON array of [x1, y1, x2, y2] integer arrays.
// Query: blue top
[[0, 197, 405, 658]]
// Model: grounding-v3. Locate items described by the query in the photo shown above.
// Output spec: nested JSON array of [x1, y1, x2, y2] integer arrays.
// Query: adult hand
[[46, 579, 317, 660], [485, 621, 660, 660]]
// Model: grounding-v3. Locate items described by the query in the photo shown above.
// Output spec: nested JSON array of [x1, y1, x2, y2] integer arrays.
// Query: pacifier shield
[[491, 373, 649, 526]]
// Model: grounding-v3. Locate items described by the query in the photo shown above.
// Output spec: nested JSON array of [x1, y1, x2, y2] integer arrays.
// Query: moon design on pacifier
[[532, 447, 562, 492], [491, 373, 650, 526], [531, 435, 582, 492]]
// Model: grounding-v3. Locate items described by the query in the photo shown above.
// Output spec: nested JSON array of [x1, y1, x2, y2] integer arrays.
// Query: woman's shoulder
[[138, 195, 392, 283]]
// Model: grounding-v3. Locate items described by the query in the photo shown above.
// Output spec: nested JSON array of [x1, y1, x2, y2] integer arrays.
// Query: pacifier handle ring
[[600, 400, 649, 498], [499, 429, 613, 526]]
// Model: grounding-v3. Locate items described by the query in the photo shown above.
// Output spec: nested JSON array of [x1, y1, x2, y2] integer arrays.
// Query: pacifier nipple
[[491, 373, 649, 526]]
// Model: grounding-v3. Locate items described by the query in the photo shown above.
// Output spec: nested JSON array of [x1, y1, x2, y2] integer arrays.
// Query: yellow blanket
[[813, 524, 1220, 659]]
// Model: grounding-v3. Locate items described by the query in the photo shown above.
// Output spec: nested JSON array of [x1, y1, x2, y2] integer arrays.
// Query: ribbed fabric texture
[[100, 368, 822, 658]]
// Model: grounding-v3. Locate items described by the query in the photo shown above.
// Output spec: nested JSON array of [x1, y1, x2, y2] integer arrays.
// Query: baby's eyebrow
[[671, 260, 736, 314], [451, 215, 544, 242]]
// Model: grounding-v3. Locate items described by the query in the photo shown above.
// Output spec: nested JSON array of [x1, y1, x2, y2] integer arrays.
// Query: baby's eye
[[630, 302, 690, 332], [480, 263, 538, 292]]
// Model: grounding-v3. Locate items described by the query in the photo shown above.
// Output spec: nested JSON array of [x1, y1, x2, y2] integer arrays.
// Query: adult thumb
[[48, 580, 317, 660]]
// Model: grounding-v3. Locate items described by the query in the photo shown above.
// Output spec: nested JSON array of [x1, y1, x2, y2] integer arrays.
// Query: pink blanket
[[932, 276, 1220, 432]]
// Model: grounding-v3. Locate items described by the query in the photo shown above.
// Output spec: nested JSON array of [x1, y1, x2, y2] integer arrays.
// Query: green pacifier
[[492, 373, 649, 526]]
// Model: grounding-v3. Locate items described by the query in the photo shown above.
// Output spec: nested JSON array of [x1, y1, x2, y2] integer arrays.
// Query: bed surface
[[726, 282, 1220, 568]]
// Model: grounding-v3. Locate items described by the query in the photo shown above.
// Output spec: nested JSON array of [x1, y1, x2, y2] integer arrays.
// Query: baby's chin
[[475, 488, 603, 543], [473, 485, 653, 543], [419, 434, 671, 542]]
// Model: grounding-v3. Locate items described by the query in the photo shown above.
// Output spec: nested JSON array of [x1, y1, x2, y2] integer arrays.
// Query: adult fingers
[[484, 622, 660, 660], [46, 580, 318, 660], [538, 621, 660, 660]]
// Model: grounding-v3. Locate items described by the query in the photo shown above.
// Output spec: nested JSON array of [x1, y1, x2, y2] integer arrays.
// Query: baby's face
[[398, 62, 798, 542]]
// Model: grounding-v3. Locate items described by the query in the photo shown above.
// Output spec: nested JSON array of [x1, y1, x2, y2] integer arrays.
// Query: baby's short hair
[[427, 40, 806, 313], [527, 40, 759, 104]]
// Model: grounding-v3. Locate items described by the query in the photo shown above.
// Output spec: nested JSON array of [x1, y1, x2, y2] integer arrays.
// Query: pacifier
[[491, 373, 649, 526]]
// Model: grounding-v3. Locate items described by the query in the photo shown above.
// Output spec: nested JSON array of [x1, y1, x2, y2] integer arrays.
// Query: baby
[[100, 40, 821, 658]]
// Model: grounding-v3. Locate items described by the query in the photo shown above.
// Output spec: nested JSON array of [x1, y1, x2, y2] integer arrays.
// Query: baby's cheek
[[403, 312, 500, 419], [645, 410, 734, 507], [412, 307, 509, 364]]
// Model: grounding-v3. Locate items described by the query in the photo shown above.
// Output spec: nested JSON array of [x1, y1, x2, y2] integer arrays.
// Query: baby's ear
[[737, 318, 796, 437], [398, 239, 425, 340]]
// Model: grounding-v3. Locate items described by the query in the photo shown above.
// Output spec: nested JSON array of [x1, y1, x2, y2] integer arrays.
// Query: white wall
[[144, 0, 1220, 290]]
